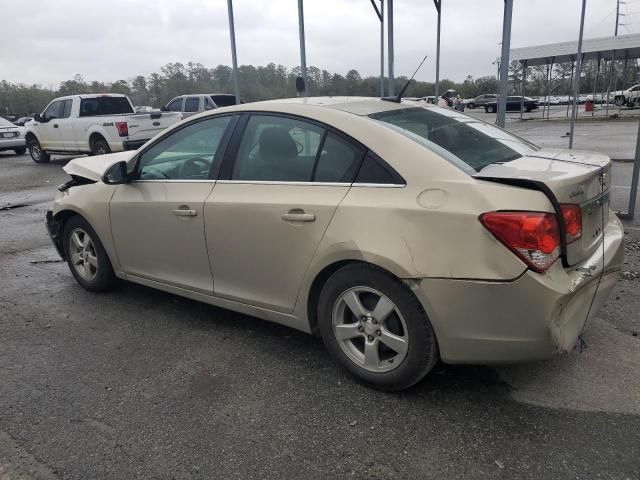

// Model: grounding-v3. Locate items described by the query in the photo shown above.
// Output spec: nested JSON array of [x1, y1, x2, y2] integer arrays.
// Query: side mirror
[[34, 113, 42, 122], [160, 105, 168, 112], [103, 161, 128, 185]]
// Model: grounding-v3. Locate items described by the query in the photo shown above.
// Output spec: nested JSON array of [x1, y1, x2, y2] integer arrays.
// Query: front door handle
[[281, 209, 315, 222], [172, 208, 197, 217], [53, 124, 59, 128]]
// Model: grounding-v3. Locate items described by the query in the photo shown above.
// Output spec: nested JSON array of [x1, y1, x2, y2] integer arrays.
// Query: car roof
[[222, 96, 415, 116]]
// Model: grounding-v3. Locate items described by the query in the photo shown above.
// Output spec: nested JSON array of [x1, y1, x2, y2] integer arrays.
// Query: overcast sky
[[0, 0, 627, 87]]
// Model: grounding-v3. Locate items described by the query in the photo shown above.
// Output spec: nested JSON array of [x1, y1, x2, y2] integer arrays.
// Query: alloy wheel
[[68, 228, 98, 281], [332, 287, 409, 373]]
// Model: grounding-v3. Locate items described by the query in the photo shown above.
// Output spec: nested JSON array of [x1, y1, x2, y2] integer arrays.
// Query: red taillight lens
[[115, 121, 128, 137], [480, 211, 561, 273], [560, 204, 582, 244]]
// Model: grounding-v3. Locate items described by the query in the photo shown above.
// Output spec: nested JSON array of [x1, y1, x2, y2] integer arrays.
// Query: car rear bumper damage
[[415, 213, 625, 365], [44, 210, 65, 259]]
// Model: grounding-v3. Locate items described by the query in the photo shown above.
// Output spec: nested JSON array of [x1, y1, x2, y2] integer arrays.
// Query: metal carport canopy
[[510, 33, 640, 65]]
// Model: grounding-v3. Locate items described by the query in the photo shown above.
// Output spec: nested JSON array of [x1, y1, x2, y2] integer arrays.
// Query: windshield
[[369, 107, 538, 172]]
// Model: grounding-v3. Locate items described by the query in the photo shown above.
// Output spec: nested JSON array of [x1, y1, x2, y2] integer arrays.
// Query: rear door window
[[210, 95, 237, 107], [370, 107, 537, 172], [79, 97, 134, 116], [313, 133, 364, 183], [185, 97, 200, 112]]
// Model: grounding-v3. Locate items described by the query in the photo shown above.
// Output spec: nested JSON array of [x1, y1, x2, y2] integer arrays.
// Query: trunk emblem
[[569, 187, 584, 199]]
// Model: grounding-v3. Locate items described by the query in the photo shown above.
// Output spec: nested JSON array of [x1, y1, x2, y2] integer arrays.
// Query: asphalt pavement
[[1, 150, 639, 480]]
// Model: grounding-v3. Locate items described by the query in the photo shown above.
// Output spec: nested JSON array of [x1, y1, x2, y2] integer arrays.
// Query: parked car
[[13, 116, 34, 126], [44, 97, 623, 391], [484, 96, 538, 113], [613, 85, 640, 108], [162, 94, 238, 119], [24, 94, 182, 163], [0, 117, 26, 154], [465, 94, 497, 109]]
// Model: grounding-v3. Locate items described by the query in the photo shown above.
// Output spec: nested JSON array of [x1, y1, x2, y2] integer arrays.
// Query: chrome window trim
[[215, 180, 406, 188], [131, 179, 216, 184]]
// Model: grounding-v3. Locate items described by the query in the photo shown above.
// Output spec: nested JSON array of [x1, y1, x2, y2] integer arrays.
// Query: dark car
[[484, 96, 538, 113], [465, 94, 497, 109]]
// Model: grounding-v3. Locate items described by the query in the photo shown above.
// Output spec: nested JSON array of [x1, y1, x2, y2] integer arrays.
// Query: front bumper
[[44, 210, 65, 259], [415, 213, 625, 364]]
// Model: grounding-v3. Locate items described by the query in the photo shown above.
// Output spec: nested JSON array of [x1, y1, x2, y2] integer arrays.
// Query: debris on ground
[[0, 203, 31, 211]]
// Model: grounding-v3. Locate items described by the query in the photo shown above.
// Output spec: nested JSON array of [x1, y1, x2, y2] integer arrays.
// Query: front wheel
[[615, 96, 626, 107], [318, 264, 439, 391], [486, 105, 496, 113], [467, 102, 475, 109], [627, 101, 636, 109], [28, 138, 50, 163], [63, 215, 116, 292]]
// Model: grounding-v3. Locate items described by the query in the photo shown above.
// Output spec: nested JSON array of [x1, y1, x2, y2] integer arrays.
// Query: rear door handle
[[172, 208, 197, 217], [281, 210, 315, 222]]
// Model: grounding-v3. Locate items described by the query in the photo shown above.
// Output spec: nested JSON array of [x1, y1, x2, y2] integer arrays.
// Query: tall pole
[[380, 0, 385, 96], [497, 0, 513, 128], [434, 0, 442, 100], [298, 0, 307, 96], [569, 0, 587, 149], [370, 0, 384, 96], [593, 55, 601, 117], [387, 0, 395, 96], [520, 61, 527, 120], [615, 0, 620, 36], [226, 0, 240, 105]]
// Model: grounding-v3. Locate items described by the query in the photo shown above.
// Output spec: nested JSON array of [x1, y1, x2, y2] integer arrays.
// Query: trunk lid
[[476, 148, 610, 266]]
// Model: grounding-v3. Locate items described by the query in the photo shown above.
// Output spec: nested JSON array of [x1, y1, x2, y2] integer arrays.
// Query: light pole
[[569, 0, 587, 149], [497, 0, 513, 128], [297, 0, 307, 96], [226, 0, 240, 104], [433, 0, 442, 100], [387, 0, 394, 96], [369, 0, 385, 96]]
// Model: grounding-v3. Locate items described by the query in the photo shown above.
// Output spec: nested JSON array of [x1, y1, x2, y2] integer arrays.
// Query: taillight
[[115, 121, 129, 137], [480, 211, 561, 273], [560, 204, 582, 244]]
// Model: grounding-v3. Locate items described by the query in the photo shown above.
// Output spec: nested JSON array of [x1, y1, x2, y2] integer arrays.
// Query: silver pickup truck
[[24, 94, 182, 163]]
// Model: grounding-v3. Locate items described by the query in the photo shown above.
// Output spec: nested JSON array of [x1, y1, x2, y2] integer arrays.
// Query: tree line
[[1, 59, 637, 115]]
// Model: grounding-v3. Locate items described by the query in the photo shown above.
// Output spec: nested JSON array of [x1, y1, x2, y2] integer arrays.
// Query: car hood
[[62, 151, 137, 182]]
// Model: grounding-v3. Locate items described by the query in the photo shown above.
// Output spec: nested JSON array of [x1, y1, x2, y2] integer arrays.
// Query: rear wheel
[[318, 264, 439, 391], [486, 105, 496, 113], [627, 101, 635, 109], [467, 102, 475, 109], [14, 147, 26, 155], [614, 96, 625, 107], [63, 215, 116, 292], [91, 138, 111, 156], [28, 137, 50, 163]]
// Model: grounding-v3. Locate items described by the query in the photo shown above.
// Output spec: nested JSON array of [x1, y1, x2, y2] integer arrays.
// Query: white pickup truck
[[613, 85, 640, 108], [24, 94, 181, 163]]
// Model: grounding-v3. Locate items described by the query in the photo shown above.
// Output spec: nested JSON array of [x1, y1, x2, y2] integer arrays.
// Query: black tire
[[467, 102, 475, 109], [627, 101, 635, 109], [14, 147, 26, 155], [486, 105, 496, 113], [614, 96, 625, 107], [91, 138, 111, 156], [27, 137, 50, 163], [62, 215, 116, 292], [318, 263, 439, 391], [525, 106, 533, 112]]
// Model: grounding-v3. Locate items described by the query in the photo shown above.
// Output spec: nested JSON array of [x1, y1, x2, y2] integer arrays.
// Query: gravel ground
[[0, 151, 639, 480]]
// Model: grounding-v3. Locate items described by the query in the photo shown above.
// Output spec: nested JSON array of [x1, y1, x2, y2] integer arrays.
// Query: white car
[[24, 94, 182, 163], [0, 117, 26, 155], [613, 85, 640, 108], [162, 94, 238, 119]]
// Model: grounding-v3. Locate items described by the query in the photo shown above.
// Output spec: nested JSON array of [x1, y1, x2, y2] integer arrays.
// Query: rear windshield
[[369, 107, 537, 172], [79, 97, 134, 116], [209, 95, 237, 107], [0, 117, 15, 127]]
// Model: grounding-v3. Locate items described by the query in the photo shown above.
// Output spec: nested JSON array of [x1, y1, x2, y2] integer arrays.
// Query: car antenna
[[381, 54, 428, 103]]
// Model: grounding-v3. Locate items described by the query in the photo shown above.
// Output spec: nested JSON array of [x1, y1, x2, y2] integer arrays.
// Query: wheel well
[[51, 210, 82, 258], [306, 260, 404, 336], [89, 133, 106, 149], [25, 132, 37, 143]]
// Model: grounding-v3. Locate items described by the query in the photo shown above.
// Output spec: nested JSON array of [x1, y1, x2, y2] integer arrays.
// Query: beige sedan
[[45, 97, 624, 390]]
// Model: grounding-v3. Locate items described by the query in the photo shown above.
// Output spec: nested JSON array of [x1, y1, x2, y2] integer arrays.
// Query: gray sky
[[0, 0, 626, 86]]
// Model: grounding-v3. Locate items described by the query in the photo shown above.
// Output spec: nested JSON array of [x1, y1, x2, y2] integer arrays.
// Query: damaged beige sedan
[[45, 97, 624, 390]]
